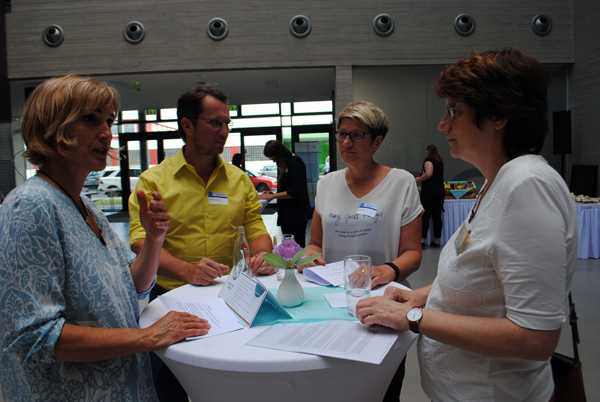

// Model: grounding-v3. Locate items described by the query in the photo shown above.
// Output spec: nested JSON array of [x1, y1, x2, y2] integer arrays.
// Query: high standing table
[[139, 274, 412, 402]]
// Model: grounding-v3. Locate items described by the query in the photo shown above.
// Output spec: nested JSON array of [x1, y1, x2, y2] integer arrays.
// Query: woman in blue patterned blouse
[[0, 75, 210, 402]]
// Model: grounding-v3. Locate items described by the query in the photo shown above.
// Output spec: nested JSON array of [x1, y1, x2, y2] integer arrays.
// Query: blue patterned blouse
[[0, 176, 158, 402]]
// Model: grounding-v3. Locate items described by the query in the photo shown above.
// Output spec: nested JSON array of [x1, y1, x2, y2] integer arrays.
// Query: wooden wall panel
[[6, 0, 573, 79]]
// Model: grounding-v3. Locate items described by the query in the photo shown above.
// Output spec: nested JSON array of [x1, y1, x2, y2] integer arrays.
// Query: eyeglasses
[[199, 118, 233, 130], [444, 103, 462, 122], [335, 130, 369, 142]]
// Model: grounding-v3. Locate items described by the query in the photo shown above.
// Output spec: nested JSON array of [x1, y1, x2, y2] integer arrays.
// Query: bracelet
[[384, 262, 401, 282]]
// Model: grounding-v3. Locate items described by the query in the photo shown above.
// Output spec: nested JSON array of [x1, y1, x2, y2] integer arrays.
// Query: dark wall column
[[1, 4, 16, 199]]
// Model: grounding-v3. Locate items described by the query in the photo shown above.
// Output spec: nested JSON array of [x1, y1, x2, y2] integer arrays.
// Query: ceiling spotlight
[[531, 15, 552, 36], [42, 25, 64, 47], [454, 14, 476, 36], [207, 17, 229, 41], [289, 15, 312, 38], [123, 21, 145, 44], [372, 13, 395, 37]]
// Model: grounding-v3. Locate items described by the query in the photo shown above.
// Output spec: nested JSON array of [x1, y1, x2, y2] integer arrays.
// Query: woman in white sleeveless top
[[303, 100, 423, 401]]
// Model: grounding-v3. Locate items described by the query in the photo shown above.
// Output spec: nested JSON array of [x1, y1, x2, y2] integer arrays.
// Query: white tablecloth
[[433, 199, 599, 259], [139, 274, 412, 402]]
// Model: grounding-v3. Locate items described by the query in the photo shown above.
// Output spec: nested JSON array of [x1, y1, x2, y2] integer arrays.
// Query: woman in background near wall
[[260, 140, 310, 246], [416, 144, 445, 247]]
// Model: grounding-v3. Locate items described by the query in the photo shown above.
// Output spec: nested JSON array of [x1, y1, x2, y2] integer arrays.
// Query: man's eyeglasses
[[335, 130, 369, 142], [199, 118, 233, 130]]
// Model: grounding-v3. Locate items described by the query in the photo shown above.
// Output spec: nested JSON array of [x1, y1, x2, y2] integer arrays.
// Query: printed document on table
[[303, 261, 345, 287], [324, 281, 413, 308], [247, 320, 415, 364], [160, 295, 244, 340]]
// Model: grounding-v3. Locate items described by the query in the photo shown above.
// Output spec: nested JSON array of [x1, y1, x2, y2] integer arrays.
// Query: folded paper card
[[218, 272, 292, 327]]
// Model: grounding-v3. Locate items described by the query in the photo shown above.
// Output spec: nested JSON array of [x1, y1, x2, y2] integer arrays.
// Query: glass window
[[281, 102, 292, 116], [281, 116, 292, 126], [122, 110, 139, 121], [291, 114, 333, 126], [293, 101, 333, 114], [145, 108, 157, 121], [145, 122, 178, 132], [160, 108, 178, 120], [119, 123, 139, 133], [241, 103, 280, 116], [231, 116, 282, 129]]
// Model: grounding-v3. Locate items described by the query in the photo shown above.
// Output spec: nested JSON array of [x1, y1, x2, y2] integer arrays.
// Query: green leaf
[[290, 249, 305, 265], [263, 253, 287, 268]]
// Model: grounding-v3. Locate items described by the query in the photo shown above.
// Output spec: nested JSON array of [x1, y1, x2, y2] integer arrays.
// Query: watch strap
[[384, 262, 401, 282]]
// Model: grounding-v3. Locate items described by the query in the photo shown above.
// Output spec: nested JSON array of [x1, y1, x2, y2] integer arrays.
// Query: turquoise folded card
[[253, 286, 355, 326]]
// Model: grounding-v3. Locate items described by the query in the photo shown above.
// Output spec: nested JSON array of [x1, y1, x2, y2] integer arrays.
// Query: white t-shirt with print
[[315, 168, 423, 266], [419, 154, 577, 402]]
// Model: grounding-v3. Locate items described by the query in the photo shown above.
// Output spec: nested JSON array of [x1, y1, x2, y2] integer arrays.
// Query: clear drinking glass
[[344, 255, 372, 317]]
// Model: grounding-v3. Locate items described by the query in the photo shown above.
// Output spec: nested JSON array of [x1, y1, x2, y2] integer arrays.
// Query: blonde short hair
[[22, 74, 119, 167], [337, 101, 389, 138]]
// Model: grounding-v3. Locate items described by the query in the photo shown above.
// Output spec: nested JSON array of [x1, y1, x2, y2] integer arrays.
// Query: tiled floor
[[109, 213, 600, 401]]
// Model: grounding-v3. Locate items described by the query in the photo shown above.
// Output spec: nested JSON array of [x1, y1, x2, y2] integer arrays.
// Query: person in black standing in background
[[260, 140, 310, 246], [416, 144, 445, 247]]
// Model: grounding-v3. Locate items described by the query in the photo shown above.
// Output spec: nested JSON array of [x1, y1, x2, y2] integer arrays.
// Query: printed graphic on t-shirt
[[328, 211, 383, 239]]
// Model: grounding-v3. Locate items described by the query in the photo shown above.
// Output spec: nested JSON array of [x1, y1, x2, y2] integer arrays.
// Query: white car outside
[[97, 168, 140, 194]]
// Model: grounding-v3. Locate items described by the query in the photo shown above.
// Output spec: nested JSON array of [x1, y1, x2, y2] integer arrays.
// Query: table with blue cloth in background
[[431, 199, 599, 259]]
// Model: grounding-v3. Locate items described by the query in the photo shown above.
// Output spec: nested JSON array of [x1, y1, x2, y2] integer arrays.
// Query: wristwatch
[[406, 307, 423, 334]]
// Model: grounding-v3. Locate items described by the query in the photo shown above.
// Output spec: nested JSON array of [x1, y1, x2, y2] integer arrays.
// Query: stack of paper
[[160, 295, 244, 340], [247, 320, 415, 364], [303, 261, 345, 287]]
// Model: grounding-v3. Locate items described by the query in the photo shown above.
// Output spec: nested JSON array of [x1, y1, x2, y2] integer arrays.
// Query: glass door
[[240, 127, 282, 182]]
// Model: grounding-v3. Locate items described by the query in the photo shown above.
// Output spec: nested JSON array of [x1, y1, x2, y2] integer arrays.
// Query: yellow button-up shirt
[[128, 150, 268, 290]]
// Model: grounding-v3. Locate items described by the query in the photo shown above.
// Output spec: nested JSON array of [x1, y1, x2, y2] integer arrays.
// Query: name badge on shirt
[[356, 202, 378, 218], [208, 191, 229, 205], [454, 223, 471, 255]]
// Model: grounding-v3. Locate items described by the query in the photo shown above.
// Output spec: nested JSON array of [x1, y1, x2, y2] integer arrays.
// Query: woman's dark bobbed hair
[[436, 48, 548, 159]]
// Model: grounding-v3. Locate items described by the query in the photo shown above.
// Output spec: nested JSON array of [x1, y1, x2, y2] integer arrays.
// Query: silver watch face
[[407, 307, 423, 322]]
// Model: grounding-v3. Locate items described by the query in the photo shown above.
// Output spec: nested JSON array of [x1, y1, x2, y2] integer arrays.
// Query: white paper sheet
[[160, 295, 244, 340], [303, 261, 345, 287], [247, 320, 415, 364], [323, 282, 413, 308]]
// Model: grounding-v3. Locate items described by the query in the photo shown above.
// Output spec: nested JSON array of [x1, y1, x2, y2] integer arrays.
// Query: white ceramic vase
[[277, 268, 304, 307]]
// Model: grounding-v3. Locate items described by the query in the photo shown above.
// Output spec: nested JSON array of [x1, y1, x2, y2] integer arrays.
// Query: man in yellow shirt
[[129, 84, 274, 291], [128, 84, 274, 402]]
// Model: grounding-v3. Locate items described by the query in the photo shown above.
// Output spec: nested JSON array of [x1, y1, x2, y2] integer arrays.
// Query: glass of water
[[343, 255, 372, 317]]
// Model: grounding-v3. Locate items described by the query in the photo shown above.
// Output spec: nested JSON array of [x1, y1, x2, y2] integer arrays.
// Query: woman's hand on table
[[371, 264, 396, 288], [355, 296, 410, 332], [144, 311, 210, 350], [137, 191, 169, 242], [384, 286, 429, 307]]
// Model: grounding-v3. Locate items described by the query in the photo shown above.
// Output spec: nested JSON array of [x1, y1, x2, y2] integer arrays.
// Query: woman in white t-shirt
[[356, 49, 577, 402], [303, 100, 423, 402]]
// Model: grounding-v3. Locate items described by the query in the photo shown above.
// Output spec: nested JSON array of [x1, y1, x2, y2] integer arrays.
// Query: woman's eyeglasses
[[200, 118, 233, 130], [335, 130, 369, 142], [444, 103, 464, 122]]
